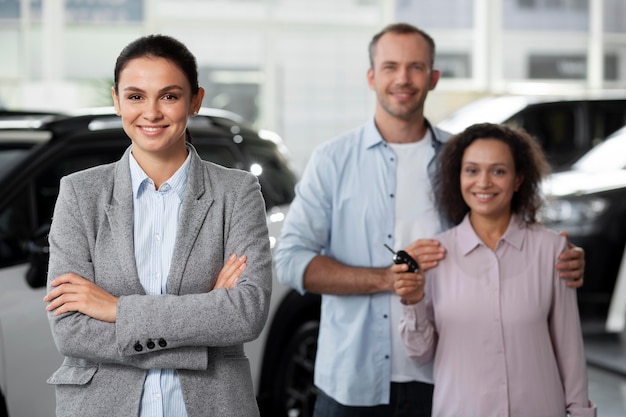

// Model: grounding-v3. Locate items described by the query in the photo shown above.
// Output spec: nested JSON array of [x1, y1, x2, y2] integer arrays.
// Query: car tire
[[271, 319, 319, 417], [0, 391, 7, 417]]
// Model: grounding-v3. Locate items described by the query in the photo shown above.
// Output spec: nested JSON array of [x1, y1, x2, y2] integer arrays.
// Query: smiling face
[[367, 32, 440, 123], [460, 138, 524, 223], [112, 56, 204, 161]]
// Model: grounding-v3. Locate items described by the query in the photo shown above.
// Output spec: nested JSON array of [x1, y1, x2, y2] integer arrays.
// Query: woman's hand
[[404, 239, 446, 272], [392, 263, 426, 305], [44, 273, 118, 322], [214, 253, 247, 290]]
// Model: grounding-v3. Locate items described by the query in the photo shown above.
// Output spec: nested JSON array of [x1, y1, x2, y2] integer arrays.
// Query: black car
[[438, 95, 626, 170], [0, 109, 321, 417], [542, 125, 626, 325]]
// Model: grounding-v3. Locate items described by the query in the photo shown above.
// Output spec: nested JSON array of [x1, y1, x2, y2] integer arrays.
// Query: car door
[[0, 138, 126, 417]]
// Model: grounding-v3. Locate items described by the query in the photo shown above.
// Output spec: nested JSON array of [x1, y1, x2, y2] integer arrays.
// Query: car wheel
[[273, 320, 319, 417]]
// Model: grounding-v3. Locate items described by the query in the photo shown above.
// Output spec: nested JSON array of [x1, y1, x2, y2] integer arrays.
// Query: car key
[[384, 244, 419, 273]]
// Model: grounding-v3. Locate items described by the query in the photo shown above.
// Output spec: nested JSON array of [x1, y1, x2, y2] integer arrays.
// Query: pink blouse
[[400, 215, 596, 417]]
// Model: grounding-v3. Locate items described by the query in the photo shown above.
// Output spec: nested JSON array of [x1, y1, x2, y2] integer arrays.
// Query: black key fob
[[384, 244, 419, 273]]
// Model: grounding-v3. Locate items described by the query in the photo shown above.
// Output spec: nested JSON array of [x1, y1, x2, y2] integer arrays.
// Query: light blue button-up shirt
[[274, 118, 450, 406], [130, 150, 191, 417]]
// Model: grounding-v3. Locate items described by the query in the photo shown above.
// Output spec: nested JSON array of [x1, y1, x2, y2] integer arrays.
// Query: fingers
[[557, 245, 585, 289], [405, 239, 446, 272], [565, 275, 584, 289], [43, 274, 118, 322], [394, 273, 426, 305], [214, 253, 247, 290]]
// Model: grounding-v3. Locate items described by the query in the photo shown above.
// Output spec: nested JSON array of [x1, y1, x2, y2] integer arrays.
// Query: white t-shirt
[[388, 131, 440, 384]]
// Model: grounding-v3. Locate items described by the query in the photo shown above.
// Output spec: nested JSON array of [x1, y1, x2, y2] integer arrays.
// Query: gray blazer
[[46, 145, 272, 417]]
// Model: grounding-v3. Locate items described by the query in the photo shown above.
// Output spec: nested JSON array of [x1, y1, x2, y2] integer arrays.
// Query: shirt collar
[[457, 213, 526, 255], [129, 146, 191, 201], [364, 116, 442, 151]]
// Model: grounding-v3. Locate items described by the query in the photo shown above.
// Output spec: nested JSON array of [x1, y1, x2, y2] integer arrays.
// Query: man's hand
[[214, 253, 247, 290], [404, 239, 446, 272], [44, 273, 118, 322], [392, 263, 425, 305], [557, 231, 585, 289]]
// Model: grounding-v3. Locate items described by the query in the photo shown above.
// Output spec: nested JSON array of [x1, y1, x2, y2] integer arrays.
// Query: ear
[[429, 69, 441, 90], [367, 68, 375, 91], [112, 87, 121, 116], [190, 87, 205, 116]]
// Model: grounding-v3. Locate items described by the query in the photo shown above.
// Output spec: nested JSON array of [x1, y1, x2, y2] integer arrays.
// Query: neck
[[132, 147, 188, 190], [468, 212, 512, 250], [375, 112, 428, 144]]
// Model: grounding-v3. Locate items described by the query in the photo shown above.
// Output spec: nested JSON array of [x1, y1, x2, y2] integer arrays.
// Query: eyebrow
[[122, 85, 185, 94], [462, 161, 511, 167]]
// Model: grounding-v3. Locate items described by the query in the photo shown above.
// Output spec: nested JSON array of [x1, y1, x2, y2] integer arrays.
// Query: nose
[[477, 171, 491, 187], [143, 100, 163, 121], [396, 66, 411, 85]]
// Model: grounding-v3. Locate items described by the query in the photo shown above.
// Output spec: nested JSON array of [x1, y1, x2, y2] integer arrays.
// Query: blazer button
[[158, 338, 167, 348], [134, 341, 143, 352], [146, 340, 155, 350]]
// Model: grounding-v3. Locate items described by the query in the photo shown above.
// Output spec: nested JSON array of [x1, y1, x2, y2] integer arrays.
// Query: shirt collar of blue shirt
[[129, 145, 191, 201], [365, 117, 446, 152]]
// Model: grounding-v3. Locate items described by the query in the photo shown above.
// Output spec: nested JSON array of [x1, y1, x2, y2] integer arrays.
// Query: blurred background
[[1, 0, 625, 174], [1, 1, 626, 415]]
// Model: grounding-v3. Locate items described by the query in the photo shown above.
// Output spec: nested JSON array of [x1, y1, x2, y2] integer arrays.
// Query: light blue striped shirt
[[130, 149, 191, 417]]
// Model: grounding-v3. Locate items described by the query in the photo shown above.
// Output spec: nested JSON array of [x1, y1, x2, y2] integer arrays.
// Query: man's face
[[367, 32, 440, 122]]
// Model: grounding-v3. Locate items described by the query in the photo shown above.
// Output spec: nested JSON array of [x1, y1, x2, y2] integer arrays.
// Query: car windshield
[[573, 127, 626, 172], [0, 148, 30, 177]]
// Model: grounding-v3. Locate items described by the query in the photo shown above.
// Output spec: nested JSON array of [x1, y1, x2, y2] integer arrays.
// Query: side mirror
[[25, 224, 50, 289]]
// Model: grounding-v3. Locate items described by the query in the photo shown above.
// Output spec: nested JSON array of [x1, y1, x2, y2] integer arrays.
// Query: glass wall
[[1, 0, 625, 173]]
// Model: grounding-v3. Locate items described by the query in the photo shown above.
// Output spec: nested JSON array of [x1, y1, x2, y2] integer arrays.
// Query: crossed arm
[[44, 253, 247, 323]]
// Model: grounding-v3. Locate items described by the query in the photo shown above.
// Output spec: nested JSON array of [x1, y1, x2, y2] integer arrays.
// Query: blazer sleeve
[[47, 175, 208, 370], [113, 170, 273, 356]]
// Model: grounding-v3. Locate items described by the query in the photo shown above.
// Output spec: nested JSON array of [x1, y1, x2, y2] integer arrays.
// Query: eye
[[493, 168, 507, 176], [162, 93, 179, 101], [127, 94, 142, 101], [464, 167, 477, 175]]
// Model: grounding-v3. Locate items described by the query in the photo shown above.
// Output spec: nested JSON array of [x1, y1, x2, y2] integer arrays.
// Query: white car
[[0, 110, 319, 417]]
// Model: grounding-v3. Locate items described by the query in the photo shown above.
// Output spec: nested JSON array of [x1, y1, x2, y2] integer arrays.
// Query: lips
[[138, 125, 168, 135]]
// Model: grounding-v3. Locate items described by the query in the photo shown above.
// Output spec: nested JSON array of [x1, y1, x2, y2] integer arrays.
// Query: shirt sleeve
[[549, 238, 597, 417], [399, 275, 437, 366], [274, 147, 333, 294]]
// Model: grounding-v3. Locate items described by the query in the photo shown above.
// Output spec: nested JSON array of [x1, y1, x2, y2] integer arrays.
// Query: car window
[[587, 101, 626, 147], [573, 128, 626, 172], [506, 103, 578, 167], [0, 148, 30, 177], [0, 146, 124, 267]]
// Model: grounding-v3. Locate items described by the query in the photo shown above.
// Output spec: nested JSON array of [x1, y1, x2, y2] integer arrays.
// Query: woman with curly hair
[[394, 123, 596, 417]]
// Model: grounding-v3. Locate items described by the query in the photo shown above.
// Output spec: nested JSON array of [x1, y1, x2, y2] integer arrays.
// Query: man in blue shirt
[[274, 23, 585, 417]]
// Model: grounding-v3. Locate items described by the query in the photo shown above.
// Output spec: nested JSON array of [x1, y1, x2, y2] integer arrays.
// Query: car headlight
[[541, 197, 609, 224]]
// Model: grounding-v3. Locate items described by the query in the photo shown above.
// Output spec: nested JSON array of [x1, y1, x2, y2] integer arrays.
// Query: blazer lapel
[[167, 147, 213, 295], [105, 147, 145, 294]]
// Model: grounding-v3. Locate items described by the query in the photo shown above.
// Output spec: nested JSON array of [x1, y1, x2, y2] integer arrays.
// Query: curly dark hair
[[434, 123, 551, 225]]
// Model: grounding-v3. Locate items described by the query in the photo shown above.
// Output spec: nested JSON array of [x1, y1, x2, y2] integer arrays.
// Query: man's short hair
[[368, 22, 436, 69]]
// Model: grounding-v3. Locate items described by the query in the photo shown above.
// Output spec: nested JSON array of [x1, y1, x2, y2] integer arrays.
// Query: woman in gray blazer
[[43, 35, 272, 417]]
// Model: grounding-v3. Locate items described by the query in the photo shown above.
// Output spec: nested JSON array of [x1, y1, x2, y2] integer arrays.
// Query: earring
[[193, 110, 199, 116]]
